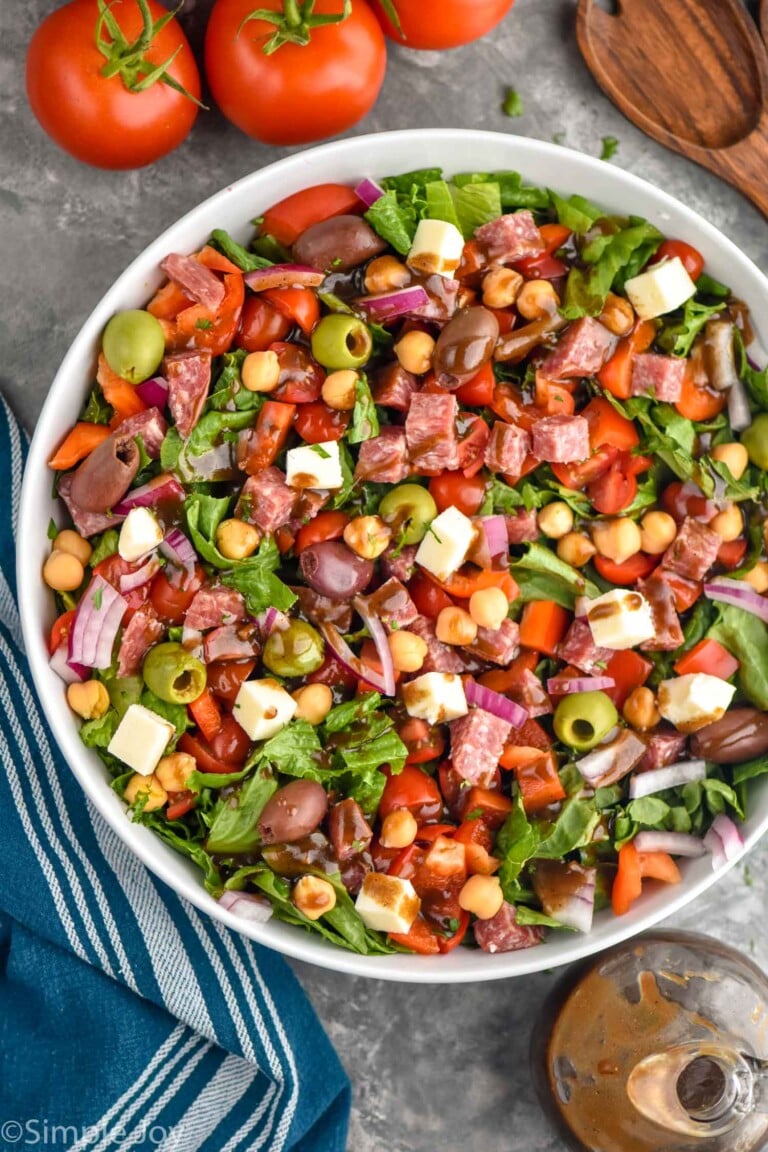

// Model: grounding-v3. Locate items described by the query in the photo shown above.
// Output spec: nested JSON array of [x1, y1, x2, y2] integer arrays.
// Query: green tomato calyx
[[241, 0, 351, 56], [95, 0, 204, 107]]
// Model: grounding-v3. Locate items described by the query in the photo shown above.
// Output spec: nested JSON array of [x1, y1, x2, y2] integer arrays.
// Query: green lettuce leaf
[[348, 376, 380, 444], [562, 218, 663, 319], [365, 190, 417, 255], [510, 542, 600, 608], [209, 228, 272, 273], [424, 180, 461, 230], [708, 605, 768, 710], [656, 298, 724, 358], [221, 536, 297, 615], [735, 328, 768, 409], [550, 191, 603, 234], [89, 529, 119, 567], [205, 765, 278, 855], [452, 183, 502, 238]]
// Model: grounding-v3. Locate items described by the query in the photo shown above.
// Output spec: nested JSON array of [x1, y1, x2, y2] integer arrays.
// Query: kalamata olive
[[433, 306, 500, 388], [495, 313, 568, 364], [690, 708, 768, 764], [292, 215, 387, 272], [69, 430, 140, 512], [299, 540, 374, 600], [258, 780, 329, 845]]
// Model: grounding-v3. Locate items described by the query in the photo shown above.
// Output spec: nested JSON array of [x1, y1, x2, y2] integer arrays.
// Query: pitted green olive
[[263, 620, 325, 678]]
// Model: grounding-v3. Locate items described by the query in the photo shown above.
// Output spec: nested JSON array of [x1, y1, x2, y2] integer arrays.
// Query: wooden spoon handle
[[699, 121, 768, 219]]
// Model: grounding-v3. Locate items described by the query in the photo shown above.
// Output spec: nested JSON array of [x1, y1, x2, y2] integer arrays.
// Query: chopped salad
[[43, 167, 768, 957]]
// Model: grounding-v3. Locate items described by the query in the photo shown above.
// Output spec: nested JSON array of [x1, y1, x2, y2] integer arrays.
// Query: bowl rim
[[18, 128, 768, 983]]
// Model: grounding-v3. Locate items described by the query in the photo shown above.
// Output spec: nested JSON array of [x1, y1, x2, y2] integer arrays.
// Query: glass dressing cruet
[[531, 932, 768, 1152]]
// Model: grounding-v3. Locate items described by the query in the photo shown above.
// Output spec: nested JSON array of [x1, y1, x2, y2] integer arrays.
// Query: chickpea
[[712, 441, 749, 481], [640, 510, 677, 556], [538, 501, 574, 540], [481, 266, 523, 310], [54, 529, 92, 566], [468, 587, 509, 631], [379, 808, 418, 850], [436, 606, 478, 646], [710, 504, 743, 543], [215, 518, 261, 560], [458, 874, 504, 921], [292, 875, 337, 921], [394, 330, 436, 376], [241, 350, 280, 393], [155, 752, 196, 793], [598, 292, 635, 337], [743, 562, 768, 594], [66, 679, 110, 721], [516, 279, 560, 321], [292, 683, 333, 726], [592, 517, 642, 565], [388, 630, 428, 674], [43, 550, 85, 592], [321, 369, 358, 411], [124, 773, 168, 813], [364, 254, 410, 295], [622, 686, 660, 732], [557, 531, 596, 568], [343, 515, 392, 560]]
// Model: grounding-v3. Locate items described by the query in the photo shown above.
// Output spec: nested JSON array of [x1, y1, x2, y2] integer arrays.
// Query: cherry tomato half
[[429, 471, 487, 516], [236, 296, 292, 352], [655, 240, 705, 281], [294, 401, 349, 443]]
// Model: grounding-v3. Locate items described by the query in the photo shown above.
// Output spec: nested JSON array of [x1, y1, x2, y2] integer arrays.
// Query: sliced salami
[[475, 211, 544, 263], [464, 618, 520, 666], [185, 585, 246, 631], [160, 253, 226, 312], [637, 573, 684, 652], [635, 729, 688, 774], [661, 516, 721, 582], [354, 426, 410, 485], [405, 393, 459, 473], [116, 605, 164, 678], [236, 467, 297, 535], [364, 578, 419, 634], [539, 317, 616, 380], [631, 353, 685, 402], [380, 544, 418, 584], [450, 707, 513, 787], [57, 473, 123, 538], [558, 618, 613, 675], [485, 422, 530, 475], [163, 350, 212, 439], [409, 616, 471, 674], [532, 414, 590, 463], [474, 902, 545, 954], [113, 407, 168, 458]]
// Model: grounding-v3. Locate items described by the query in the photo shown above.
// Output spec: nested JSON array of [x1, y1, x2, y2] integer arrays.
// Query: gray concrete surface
[[3, 0, 767, 1147]]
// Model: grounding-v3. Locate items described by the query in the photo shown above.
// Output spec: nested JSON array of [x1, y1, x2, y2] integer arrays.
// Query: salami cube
[[160, 253, 225, 312], [474, 902, 545, 953], [57, 473, 123, 539], [380, 544, 418, 584], [635, 728, 688, 774], [372, 363, 418, 411], [505, 509, 539, 544], [631, 353, 685, 402], [464, 618, 520, 667], [409, 616, 470, 675], [354, 427, 410, 485], [450, 708, 513, 787], [532, 414, 590, 463], [163, 350, 212, 439], [185, 585, 246, 631], [405, 392, 459, 473], [236, 467, 297, 535], [365, 577, 419, 633], [662, 516, 721, 582], [539, 317, 616, 380], [485, 422, 531, 475], [475, 210, 544, 263], [557, 618, 613, 675]]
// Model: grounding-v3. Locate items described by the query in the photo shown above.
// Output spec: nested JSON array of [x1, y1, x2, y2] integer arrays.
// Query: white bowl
[[19, 130, 768, 982]]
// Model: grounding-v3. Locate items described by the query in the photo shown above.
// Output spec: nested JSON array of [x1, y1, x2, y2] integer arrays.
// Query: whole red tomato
[[205, 0, 387, 146], [25, 0, 201, 169], [373, 0, 515, 49]]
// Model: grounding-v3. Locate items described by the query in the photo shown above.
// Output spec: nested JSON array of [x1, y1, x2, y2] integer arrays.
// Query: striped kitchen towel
[[0, 397, 350, 1152]]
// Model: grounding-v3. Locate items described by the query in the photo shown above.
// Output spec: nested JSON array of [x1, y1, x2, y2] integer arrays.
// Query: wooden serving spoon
[[576, 0, 768, 218], [761, 0, 768, 43]]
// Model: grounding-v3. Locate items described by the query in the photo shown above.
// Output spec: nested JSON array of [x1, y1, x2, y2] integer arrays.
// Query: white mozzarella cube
[[624, 257, 696, 320], [415, 505, 475, 583], [233, 678, 297, 741], [108, 704, 175, 776], [658, 674, 736, 733], [285, 441, 343, 490], [407, 218, 465, 279], [401, 672, 468, 727], [586, 588, 656, 650], [118, 507, 163, 563], [355, 873, 421, 935]]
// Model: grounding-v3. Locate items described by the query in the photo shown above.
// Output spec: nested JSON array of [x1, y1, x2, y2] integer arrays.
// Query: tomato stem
[[94, 0, 205, 107], [239, 0, 352, 54], [376, 0, 402, 33]]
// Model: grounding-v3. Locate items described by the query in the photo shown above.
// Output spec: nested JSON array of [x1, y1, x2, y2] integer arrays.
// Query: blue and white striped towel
[[0, 399, 350, 1152]]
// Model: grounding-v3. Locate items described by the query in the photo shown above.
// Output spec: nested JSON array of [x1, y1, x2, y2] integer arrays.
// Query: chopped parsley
[[502, 88, 524, 118]]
